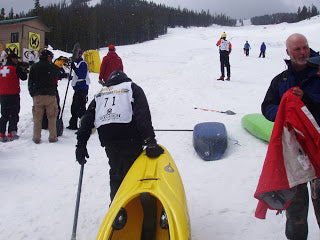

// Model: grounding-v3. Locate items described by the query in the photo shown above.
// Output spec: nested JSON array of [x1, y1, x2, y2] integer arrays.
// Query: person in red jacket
[[0, 53, 28, 142], [99, 45, 123, 84]]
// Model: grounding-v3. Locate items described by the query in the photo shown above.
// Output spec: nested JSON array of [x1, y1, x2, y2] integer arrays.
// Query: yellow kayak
[[96, 146, 191, 240]]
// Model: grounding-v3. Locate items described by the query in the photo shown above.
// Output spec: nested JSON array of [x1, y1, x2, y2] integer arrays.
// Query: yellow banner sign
[[28, 32, 40, 51], [6, 43, 20, 57]]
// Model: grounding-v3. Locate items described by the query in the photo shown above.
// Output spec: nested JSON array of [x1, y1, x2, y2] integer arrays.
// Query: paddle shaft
[[194, 107, 236, 115], [154, 129, 193, 132], [71, 164, 84, 240], [60, 70, 73, 120], [60, 42, 80, 120]]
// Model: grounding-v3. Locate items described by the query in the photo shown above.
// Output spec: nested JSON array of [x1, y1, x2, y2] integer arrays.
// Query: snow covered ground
[[1, 16, 320, 240]]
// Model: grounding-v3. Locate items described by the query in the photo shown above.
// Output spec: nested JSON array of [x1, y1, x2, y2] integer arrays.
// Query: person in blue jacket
[[67, 50, 90, 130], [259, 42, 266, 58], [261, 33, 320, 240], [243, 41, 251, 56]]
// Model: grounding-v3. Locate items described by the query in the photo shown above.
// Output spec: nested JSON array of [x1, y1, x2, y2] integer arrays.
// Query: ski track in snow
[[1, 16, 320, 240]]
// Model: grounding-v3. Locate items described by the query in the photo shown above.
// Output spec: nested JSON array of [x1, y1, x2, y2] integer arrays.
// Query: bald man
[[261, 33, 320, 239]]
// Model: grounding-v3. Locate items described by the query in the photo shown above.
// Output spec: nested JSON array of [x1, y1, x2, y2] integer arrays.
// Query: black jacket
[[6, 59, 28, 81], [28, 59, 61, 97], [261, 50, 320, 125], [77, 76, 155, 147]]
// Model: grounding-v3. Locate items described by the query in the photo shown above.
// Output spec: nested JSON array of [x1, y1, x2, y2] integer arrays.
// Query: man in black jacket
[[28, 50, 62, 143], [75, 70, 164, 201], [261, 33, 320, 240]]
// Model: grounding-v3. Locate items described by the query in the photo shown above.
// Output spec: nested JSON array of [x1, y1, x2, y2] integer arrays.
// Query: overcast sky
[[3, 0, 320, 19]]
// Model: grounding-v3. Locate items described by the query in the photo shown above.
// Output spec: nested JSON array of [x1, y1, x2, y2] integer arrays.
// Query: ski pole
[[60, 42, 80, 120], [60, 71, 72, 119], [194, 107, 236, 115], [154, 129, 193, 132], [71, 164, 85, 240]]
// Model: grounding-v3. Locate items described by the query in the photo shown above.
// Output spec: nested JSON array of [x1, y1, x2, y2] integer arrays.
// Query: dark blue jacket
[[261, 49, 320, 125], [260, 43, 266, 51], [73, 57, 89, 90], [244, 42, 250, 50]]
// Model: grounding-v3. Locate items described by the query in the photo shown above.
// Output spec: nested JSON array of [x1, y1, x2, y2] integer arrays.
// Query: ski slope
[[1, 16, 320, 240]]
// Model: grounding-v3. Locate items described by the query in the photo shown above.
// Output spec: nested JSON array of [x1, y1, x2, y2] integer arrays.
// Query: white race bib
[[219, 40, 230, 51], [94, 82, 133, 128]]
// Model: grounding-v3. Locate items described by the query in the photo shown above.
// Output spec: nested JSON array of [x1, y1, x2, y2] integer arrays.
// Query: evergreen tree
[[311, 5, 319, 17], [8, 8, 14, 19], [33, 0, 41, 16], [251, 5, 319, 25], [19, 0, 236, 51], [0, 8, 5, 20]]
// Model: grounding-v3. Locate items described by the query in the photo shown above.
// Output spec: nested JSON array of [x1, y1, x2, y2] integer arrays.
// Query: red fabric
[[0, 65, 20, 95], [254, 88, 320, 219], [99, 51, 123, 82]]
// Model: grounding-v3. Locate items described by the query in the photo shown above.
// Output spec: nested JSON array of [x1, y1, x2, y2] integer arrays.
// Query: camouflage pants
[[285, 181, 320, 240]]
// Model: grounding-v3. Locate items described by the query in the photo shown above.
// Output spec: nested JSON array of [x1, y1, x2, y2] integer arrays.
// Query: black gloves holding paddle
[[145, 138, 164, 158], [75, 144, 89, 165]]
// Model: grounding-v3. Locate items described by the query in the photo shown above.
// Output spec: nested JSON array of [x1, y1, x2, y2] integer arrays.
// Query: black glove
[[71, 62, 76, 70], [145, 139, 164, 158], [75, 144, 89, 165]]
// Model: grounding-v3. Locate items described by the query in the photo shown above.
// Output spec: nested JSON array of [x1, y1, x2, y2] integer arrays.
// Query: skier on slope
[[75, 70, 164, 202], [216, 32, 232, 81]]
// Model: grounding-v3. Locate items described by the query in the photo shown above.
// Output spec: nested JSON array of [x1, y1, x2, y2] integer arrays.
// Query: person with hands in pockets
[[75, 70, 164, 202]]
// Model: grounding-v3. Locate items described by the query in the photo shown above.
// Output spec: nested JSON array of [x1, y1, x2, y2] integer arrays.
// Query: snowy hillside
[[1, 16, 320, 240]]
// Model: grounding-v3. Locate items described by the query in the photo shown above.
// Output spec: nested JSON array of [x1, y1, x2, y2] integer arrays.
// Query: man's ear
[[286, 49, 289, 56]]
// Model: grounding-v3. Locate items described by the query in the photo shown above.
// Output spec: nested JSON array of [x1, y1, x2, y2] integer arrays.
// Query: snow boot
[[49, 137, 58, 143], [67, 117, 78, 130], [67, 125, 78, 130], [217, 76, 224, 81], [225, 76, 230, 81], [7, 131, 19, 141], [33, 138, 41, 144], [0, 133, 7, 142]]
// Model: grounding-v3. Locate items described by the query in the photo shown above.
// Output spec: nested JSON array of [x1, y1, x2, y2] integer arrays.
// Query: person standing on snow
[[243, 41, 251, 56], [42, 56, 69, 130], [67, 50, 90, 130], [99, 45, 123, 84], [216, 32, 232, 81], [28, 50, 61, 143], [75, 70, 164, 202], [261, 33, 320, 240], [259, 42, 266, 58], [0, 53, 28, 142]]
